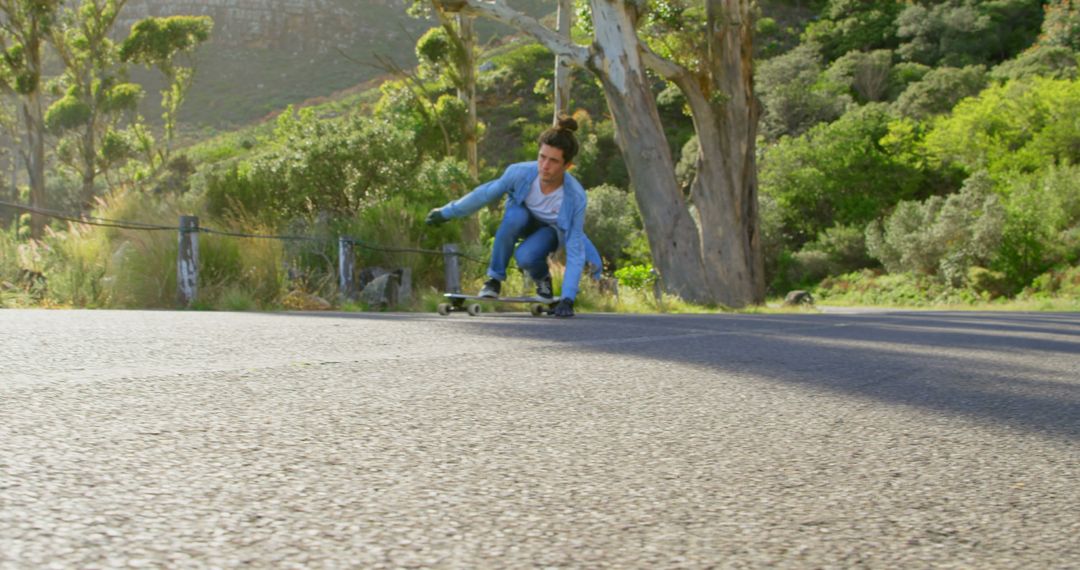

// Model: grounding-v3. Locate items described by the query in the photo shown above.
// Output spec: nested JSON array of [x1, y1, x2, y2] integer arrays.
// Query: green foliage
[[824, 49, 895, 103], [44, 94, 92, 132], [865, 171, 1006, 286], [994, 163, 1080, 287], [924, 77, 1080, 176], [1024, 265, 1080, 298], [206, 109, 425, 221], [893, 65, 988, 119], [639, 0, 708, 78], [756, 42, 850, 140], [614, 263, 657, 290], [571, 112, 629, 191], [815, 269, 974, 306], [769, 224, 875, 293], [896, 0, 1043, 67], [990, 45, 1079, 81], [803, 0, 903, 61], [759, 104, 926, 248], [1037, 0, 1080, 51], [40, 223, 110, 306], [417, 26, 453, 71], [805, 223, 875, 274], [584, 184, 642, 270], [102, 82, 143, 113], [120, 16, 212, 71]]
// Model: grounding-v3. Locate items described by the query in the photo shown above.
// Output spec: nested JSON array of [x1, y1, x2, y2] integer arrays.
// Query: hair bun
[[556, 115, 578, 132]]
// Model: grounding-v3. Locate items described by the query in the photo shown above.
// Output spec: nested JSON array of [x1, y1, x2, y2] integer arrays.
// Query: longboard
[[437, 293, 561, 316]]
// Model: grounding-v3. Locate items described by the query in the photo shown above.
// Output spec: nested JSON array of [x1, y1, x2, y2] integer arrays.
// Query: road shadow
[[432, 311, 1080, 440]]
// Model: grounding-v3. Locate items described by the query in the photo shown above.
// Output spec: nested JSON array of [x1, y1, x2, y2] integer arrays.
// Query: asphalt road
[[1, 308, 1078, 569]]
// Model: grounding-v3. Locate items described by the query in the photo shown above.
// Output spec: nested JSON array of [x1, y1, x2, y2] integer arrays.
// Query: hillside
[[122, 0, 555, 128]]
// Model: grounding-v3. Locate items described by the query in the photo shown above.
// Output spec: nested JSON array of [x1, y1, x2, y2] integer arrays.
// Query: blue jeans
[[488, 202, 559, 282]]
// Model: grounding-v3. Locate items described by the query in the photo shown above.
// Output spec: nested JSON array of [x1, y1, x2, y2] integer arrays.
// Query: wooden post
[[339, 237, 355, 300], [177, 216, 199, 307], [443, 243, 461, 293]]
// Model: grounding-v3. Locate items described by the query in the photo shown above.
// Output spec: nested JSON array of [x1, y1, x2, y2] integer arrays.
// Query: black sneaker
[[535, 276, 554, 300], [478, 278, 501, 298]]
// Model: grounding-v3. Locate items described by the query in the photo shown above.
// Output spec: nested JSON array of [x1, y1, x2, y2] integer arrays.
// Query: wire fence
[[0, 199, 485, 262], [1, 199, 485, 305]]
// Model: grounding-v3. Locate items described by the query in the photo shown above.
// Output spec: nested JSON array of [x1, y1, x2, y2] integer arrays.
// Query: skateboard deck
[[437, 293, 560, 316]]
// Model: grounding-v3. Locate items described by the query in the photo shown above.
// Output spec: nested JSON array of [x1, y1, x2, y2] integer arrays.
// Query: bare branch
[[456, 0, 588, 66]]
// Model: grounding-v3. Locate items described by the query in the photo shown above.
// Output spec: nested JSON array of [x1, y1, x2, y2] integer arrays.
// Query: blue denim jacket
[[437, 162, 590, 300]]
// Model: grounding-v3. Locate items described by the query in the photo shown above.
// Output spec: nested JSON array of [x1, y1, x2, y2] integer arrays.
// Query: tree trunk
[[457, 14, 478, 179], [553, 0, 572, 121], [23, 92, 46, 240], [687, 0, 764, 305], [588, 0, 712, 303], [80, 106, 98, 212]]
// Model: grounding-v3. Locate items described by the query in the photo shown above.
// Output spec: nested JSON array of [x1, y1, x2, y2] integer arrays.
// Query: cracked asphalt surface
[[1, 308, 1078, 568]]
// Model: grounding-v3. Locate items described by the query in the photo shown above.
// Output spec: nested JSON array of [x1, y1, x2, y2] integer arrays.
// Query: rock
[[356, 268, 411, 308], [783, 290, 814, 306], [360, 273, 399, 309], [281, 290, 332, 311]]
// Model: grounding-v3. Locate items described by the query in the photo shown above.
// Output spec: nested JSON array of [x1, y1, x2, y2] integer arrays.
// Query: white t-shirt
[[524, 176, 563, 225]]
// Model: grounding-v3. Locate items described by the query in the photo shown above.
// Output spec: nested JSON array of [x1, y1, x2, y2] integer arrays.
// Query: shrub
[[995, 163, 1080, 287], [893, 65, 988, 119], [990, 46, 1079, 81], [924, 77, 1080, 176], [759, 104, 926, 248], [41, 224, 110, 307], [825, 49, 895, 103], [756, 42, 851, 141], [614, 263, 656, 290], [865, 170, 1006, 286], [1023, 265, 1080, 297], [815, 269, 975, 306], [584, 184, 642, 270]]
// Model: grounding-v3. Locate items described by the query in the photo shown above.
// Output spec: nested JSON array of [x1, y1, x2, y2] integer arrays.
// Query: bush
[[815, 269, 978, 306], [759, 104, 926, 248], [924, 77, 1080, 176], [893, 65, 988, 119], [803, 0, 903, 61], [995, 163, 1080, 287], [1023, 265, 1080, 297], [990, 46, 1079, 81], [584, 184, 642, 270], [805, 223, 875, 274], [614, 263, 656, 290], [896, 0, 1043, 67], [865, 171, 1006, 286], [756, 42, 851, 141], [824, 49, 895, 103]]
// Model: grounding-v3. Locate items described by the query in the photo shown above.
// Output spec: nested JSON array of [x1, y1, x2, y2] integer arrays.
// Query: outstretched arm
[[435, 165, 520, 221]]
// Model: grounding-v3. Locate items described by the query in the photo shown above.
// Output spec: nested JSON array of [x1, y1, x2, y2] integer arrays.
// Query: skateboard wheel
[[529, 304, 544, 317], [437, 303, 451, 316], [466, 303, 482, 316]]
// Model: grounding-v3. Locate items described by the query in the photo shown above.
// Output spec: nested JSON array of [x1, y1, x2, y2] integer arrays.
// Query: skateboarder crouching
[[425, 116, 590, 318]]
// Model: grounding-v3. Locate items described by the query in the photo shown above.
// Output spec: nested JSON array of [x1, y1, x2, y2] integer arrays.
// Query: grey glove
[[553, 298, 575, 318], [425, 208, 448, 226]]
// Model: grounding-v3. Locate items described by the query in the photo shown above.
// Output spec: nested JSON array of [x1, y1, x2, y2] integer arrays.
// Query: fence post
[[339, 237, 355, 300], [443, 243, 461, 293], [177, 215, 199, 307]]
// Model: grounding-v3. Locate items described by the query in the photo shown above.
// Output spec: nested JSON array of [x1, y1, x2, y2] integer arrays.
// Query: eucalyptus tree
[[46, 0, 144, 210], [436, 0, 763, 306], [0, 0, 61, 239]]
